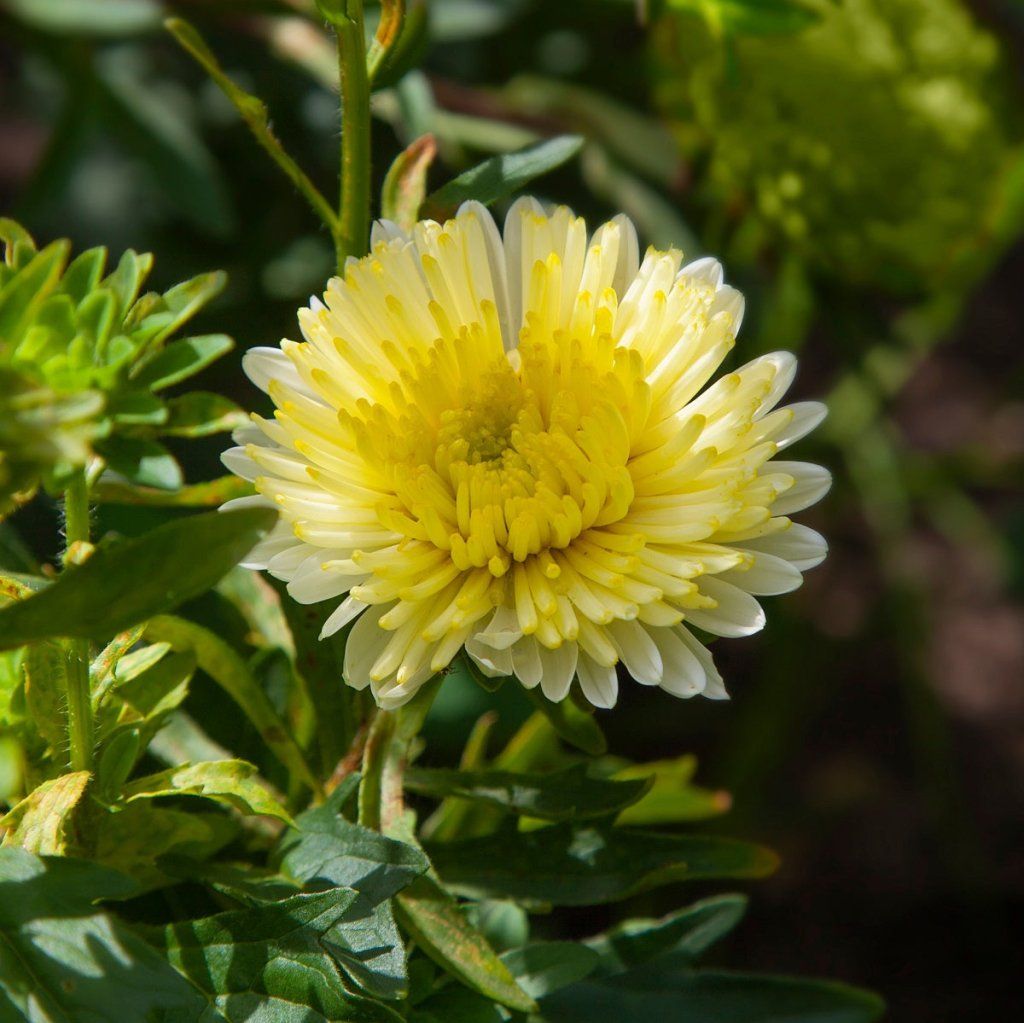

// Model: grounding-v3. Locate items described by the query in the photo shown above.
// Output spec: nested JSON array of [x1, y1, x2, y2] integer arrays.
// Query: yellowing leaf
[[1, 771, 90, 855]]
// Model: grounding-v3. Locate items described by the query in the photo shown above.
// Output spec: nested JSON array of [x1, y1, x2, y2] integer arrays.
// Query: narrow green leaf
[[585, 895, 749, 977], [539, 968, 885, 1023], [144, 614, 319, 793], [0, 507, 278, 649], [132, 333, 234, 390], [22, 641, 69, 749], [666, 0, 821, 36], [405, 763, 651, 822], [0, 847, 215, 1020], [106, 390, 168, 426], [0, 239, 69, 342], [381, 134, 437, 232], [425, 135, 584, 215], [428, 824, 778, 906], [615, 756, 732, 826], [123, 759, 291, 823], [396, 874, 538, 1014]]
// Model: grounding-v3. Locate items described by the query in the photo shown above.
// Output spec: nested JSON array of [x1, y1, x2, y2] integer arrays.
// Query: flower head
[[223, 201, 829, 709]]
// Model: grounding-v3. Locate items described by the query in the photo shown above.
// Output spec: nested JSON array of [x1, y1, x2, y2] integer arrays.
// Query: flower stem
[[63, 470, 93, 773], [336, 0, 372, 270]]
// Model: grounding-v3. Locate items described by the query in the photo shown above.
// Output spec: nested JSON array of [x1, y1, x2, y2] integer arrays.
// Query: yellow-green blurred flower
[[654, 0, 1014, 291]]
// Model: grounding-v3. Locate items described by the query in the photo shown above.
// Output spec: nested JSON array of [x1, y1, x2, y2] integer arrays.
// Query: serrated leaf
[[539, 968, 885, 1023], [428, 824, 778, 906], [425, 135, 584, 215], [276, 787, 429, 1000], [123, 759, 291, 823], [0, 847, 216, 1020], [0, 771, 90, 855], [405, 763, 651, 822], [585, 895, 749, 977], [153, 889, 404, 1022], [0, 506, 278, 649], [132, 333, 234, 390]]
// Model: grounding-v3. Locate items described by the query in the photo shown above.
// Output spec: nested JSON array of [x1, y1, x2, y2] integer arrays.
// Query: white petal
[[503, 195, 546, 341], [576, 653, 618, 709], [610, 212, 640, 296], [221, 446, 260, 482], [679, 255, 723, 287], [774, 401, 827, 449], [370, 219, 408, 246], [770, 461, 832, 515], [710, 285, 745, 333], [651, 627, 707, 698], [458, 200, 512, 351], [343, 603, 390, 689], [740, 522, 828, 571], [320, 595, 369, 638], [266, 543, 315, 581], [677, 626, 729, 700], [511, 636, 543, 689], [287, 565, 356, 604], [719, 550, 804, 596], [687, 576, 766, 638], [466, 641, 513, 678], [242, 346, 311, 397], [475, 606, 523, 651], [751, 352, 797, 414], [537, 643, 578, 703], [220, 494, 274, 512], [607, 619, 663, 686]]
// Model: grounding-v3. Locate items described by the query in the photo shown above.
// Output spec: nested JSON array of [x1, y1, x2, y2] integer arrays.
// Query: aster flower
[[222, 200, 829, 710]]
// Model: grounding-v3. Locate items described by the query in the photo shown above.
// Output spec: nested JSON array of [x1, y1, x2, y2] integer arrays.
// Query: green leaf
[[585, 895, 749, 977], [539, 968, 885, 1023], [381, 134, 437, 232], [94, 800, 236, 890], [0, 771, 90, 855], [526, 692, 607, 756], [428, 824, 778, 905], [2, 0, 162, 35], [0, 240, 69, 342], [144, 615, 319, 794], [501, 941, 600, 999], [425, 135, 584, 215], [0, 506, 277, 649], [123, 759, 291, 823], [94, 474, 253, 507], [408, 986, 506, 1023], [405, 764, 651, 822], [99, 435, 184, 490], [162, 392, 247, 437], [614, 756, 732, 826], [22, 641, 68, 749], [666, 0, 821, 36], [0, 847, 216, 1020], [153, 889, 404, 1022], [132, 333, 234, 390], [395, 874, 538, 1014], [106, 390, 169, 425], [276, 786, 429, 1000]]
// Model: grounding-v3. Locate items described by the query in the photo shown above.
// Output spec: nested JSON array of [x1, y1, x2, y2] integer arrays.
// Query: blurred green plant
[[653, 0, 1015, 292]]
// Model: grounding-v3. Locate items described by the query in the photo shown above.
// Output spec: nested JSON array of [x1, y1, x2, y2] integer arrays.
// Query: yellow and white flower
[[223, 200, 829, 710]]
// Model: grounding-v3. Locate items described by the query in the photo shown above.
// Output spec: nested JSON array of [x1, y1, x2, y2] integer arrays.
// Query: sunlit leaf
[[132, 334, 234, 391], [0, 771, 90, 855], [0, 507, 277, 649], [381, 134, 437, 232]]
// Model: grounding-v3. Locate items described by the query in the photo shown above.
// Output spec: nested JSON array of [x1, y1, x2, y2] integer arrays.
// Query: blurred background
[[1, 0, 1021, 1017]]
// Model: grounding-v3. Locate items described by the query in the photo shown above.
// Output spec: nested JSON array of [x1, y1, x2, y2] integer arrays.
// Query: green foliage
[[0, 219, 241, 515], [653, 0, 1015, 291]]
